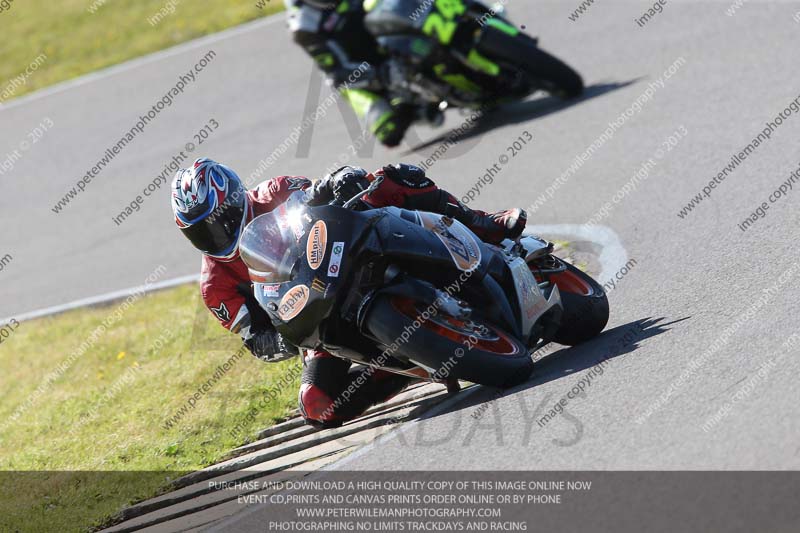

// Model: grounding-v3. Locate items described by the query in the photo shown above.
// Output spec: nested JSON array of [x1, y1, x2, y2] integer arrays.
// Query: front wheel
[[364, 295, 533, 388], [543, 262, 609, 346], [479, 28, 584, 99], [522, 46, 584, 99]]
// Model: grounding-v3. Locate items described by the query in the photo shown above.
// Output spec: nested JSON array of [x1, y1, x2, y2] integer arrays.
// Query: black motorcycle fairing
[[245, 202, 521, 351], [375, 35, 435, 65], [363, 0, 432, 36], [247, 205, 378, 347], [355, 276, 440, 329], [359, 207, 525, 336], [476, 272, 523, 337], [371, 207, 499, 280]]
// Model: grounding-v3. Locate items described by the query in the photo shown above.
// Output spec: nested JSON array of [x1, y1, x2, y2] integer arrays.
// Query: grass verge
[[0, 0, 283, 103], [0, 284, 300, 532]]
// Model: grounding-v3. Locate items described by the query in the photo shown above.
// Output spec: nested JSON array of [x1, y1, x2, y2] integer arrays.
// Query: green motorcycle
[[363, 0, 584, 111]]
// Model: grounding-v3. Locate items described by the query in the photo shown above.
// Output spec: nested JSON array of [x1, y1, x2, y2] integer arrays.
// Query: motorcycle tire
[[544, 262, 609, 346], [364, 295, 534, 388], [479, 28, 584, 99]]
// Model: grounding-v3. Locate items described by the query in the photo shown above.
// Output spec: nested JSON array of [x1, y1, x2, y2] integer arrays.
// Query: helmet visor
[[181, 192, 246, 257]]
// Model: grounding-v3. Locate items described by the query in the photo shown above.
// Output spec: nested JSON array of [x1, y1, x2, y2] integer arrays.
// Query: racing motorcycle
[[239, 180, 608, 389], [363, 0, 584, 117]]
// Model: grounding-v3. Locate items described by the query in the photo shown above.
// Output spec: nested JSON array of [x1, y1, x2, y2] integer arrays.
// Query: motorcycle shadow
[[428, 315, 689, 416], [403, 79, 641, 155], [527, 315, 688, 387]]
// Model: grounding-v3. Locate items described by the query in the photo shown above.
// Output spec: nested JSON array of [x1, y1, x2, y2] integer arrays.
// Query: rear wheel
[[479, 28, 584, 99], [364, 295, 533, 388], [537, 262, 609, 346]]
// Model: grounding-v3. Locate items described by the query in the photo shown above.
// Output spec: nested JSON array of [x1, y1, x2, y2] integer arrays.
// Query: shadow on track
[[421, 315, 689, 418], [403, 79, 641, 155], [529, 316, 688, 386]]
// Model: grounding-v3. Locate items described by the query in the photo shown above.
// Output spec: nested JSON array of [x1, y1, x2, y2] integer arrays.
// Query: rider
[[283, 0, 440, 147], [171, 158, 526, 428]]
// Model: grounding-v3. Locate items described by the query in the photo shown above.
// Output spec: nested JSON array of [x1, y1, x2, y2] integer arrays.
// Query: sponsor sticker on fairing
[[327, 242, 345, 277], [306, 220, 328, 270], [262, 284, 281, 297], [278, 284, 310, 321], [311, 278, 327, 294]]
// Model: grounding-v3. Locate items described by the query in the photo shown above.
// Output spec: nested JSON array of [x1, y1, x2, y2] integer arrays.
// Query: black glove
[[245, 329, 296, 363], [306, 166, 371, 205], [379, 163, 433, 189], [235, 282, 297, 363], [332, 166, 371, 201], [236, 282, 271, 332]]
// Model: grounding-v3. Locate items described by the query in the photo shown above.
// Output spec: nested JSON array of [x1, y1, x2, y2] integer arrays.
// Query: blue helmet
[[171, 158, 249, 261]]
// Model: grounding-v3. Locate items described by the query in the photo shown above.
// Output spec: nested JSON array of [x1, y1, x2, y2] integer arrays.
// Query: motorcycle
[[363, 0, 584, 117], [239, 180, 608, 389]]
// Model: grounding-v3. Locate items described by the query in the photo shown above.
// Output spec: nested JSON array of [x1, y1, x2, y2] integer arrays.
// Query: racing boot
[[412, 190, 527, 243], [439, 194, 527, 243], [458, 206, 527, 244], [366, 164, 527, 244], [299, 350, 417, 429], [302, 369, 415, 429], [366, 100, 415, 148]]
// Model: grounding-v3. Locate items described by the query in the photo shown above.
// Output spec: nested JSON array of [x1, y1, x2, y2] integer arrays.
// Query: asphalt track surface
[[2, 0, 800, 490]]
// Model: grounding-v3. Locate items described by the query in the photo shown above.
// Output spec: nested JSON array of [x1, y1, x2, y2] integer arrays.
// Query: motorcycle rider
[[283, 0, 441, 147], [171, 158, 526, 428]]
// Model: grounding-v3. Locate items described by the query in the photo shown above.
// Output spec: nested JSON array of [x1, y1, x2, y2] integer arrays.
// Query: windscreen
[[239, 201, 308, 282]]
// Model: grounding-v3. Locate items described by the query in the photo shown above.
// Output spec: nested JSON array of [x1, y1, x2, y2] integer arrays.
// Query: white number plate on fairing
[[418, 212, 482, 272]]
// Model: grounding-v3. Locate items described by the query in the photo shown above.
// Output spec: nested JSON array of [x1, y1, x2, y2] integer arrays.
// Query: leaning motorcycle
[[362, 0, 584, 115], [239, 182, 608, 389]]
